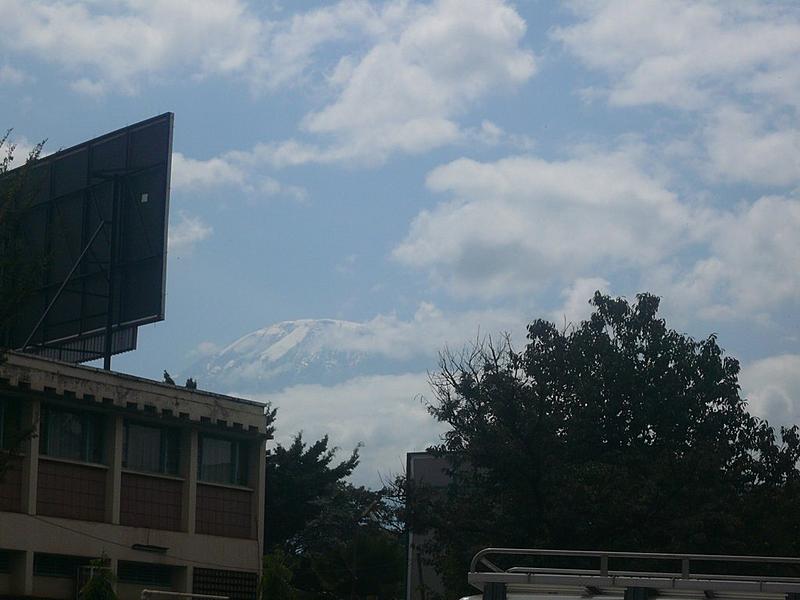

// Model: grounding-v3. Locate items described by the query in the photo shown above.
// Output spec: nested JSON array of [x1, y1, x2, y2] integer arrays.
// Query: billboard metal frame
[[1, 112, 173, 368]]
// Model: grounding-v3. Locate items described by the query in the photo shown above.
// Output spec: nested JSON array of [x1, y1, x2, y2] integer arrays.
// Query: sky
[[2, 0, 799, 483]]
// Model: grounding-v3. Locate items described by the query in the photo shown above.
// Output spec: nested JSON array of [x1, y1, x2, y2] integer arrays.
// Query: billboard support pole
[[102, 175, 121, 371]]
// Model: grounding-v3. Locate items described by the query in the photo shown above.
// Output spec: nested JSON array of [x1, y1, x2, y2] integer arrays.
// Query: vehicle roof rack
[[468, 549, 800, 600]]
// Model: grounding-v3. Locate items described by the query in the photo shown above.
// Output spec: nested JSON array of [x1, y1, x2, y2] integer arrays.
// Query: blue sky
[[2, 0, 799, 481]]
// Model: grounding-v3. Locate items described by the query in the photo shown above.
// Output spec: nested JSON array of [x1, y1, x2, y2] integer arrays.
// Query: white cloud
[[740, 354, 800, 428], [555, 2, 800, 189], [338, 302, 525, 360], [393, 151, 689, 298], [171, 152, 246, 191], [69, 77, 109, 97], [170, 151, 307, 202], [224, 0, 535, 166], [651, 195, 800, 319], [554, 1, 800, 110], [551, 277, 610, 327], [248, 373, 445, 486], [297, 0, 535, 164], [704, 106, 800, 186], [0, 64, 31, 85], [258, 0, 408, 91], [168, 211, 213, 254], [190, 341, 221, 359], [0, 0, 265, 93]]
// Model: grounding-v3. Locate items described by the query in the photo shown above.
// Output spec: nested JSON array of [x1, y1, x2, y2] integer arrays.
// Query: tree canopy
[[411, 292, 800, 597], [264, 433, 405, 599]]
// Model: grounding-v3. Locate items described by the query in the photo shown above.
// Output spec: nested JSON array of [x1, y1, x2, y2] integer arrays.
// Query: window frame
[[122, 419, 181, 476], [39, 404, 105, 464], [197, 434, 249, 486]]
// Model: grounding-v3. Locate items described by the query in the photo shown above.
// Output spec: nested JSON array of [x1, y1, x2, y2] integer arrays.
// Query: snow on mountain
[[184, 318, 429, 393]]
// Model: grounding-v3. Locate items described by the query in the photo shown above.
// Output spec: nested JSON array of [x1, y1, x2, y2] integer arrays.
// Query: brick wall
[[37, 459, 106, 522], [196, 484, 252, 538], [120, 472, 182, 531]]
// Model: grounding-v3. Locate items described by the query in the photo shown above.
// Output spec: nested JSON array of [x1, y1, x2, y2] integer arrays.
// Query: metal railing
[[468, 548, 800, 595], [140, 591, 229, 600]]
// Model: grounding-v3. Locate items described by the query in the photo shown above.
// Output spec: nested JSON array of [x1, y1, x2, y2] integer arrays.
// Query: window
[[123, 421, 180, 475], [39, 405, 104, 463], [33, 553, 93, 578], [198, 435, 249, 486], [0, 398, 22, 450], [118, 561, 174, 586]]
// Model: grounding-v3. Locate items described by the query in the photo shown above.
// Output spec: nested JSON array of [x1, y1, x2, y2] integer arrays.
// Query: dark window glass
[[33, 553, 93, 578], [118, 561, 173, 586], [198, 436, 248, 486], [39, 405, 104, 463], [123, 421, 180, 475], [0, 551, 11, 573], [0, 398, 22, 450]]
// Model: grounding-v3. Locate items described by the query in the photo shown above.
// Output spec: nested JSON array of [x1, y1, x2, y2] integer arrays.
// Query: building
[[0, 351, 268, 599], [405, 451, 450, 600]]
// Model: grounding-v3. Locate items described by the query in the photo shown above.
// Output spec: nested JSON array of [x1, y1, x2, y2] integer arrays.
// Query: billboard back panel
[[0, 113, 173, 362]]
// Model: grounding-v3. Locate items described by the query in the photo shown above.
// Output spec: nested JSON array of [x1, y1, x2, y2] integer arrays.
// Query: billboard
[[0, 113, 173, 364]]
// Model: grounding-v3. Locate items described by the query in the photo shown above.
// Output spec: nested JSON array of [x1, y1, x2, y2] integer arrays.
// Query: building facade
[[405, 452, 450, 600], [0, 351, 268, 599]]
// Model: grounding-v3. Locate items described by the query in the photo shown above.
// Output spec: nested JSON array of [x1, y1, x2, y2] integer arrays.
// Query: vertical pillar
[[10, 550, 34, 596], [252, 436, 266, 565], [21, 398, 40, 515], [176, 565, 194, 593], [106, 415, 123, 524], [105, 556, 118, 595], [181, 429, 198, 534]]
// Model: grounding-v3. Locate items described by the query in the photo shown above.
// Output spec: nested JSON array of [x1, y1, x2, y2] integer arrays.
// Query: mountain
[[184, 319, 429, 394]]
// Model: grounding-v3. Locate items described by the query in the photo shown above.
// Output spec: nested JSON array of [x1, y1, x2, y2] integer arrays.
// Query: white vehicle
[[460, 548, 800, 600]]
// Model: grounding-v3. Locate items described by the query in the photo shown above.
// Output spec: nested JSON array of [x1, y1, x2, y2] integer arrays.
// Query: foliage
[[411, 292, 800, 597], [265, 433, 405, 599], [261, 549, 300, 600], [0, 130, 46, 346], [0, 132, 44, 481], [78, 554, 118, 600]]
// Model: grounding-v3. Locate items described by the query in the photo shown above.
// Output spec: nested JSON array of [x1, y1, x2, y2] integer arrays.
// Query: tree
[[411, 293, 800, 597], [0, 131, 44, 482], [0, 130, 46, 346], [265, 433, 405, 599], [78, 554, 117, 600]]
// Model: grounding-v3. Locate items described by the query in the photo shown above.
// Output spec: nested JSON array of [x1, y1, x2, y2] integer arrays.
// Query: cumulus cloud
[[337, 302, 525, 360], [704, 106, 800, 186], [168, 211, 213, 254], [2, 1, 534, 165], [555, 2, 800, 189], [740, 354, 800, 428], [551, 277, 610, 327], [0, 0, 265, 93], [393, 151, 689, 298], [651, 195, 800, 319], [248, 372, 445, 486], [171, 152, 246, 191], [554, 1, 800, 110], [225, 0, 535, 166], [170, 151, 307, 202]]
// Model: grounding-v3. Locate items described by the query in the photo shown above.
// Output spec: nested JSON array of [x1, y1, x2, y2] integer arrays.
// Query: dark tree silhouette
[[409, 293, 800, 597]]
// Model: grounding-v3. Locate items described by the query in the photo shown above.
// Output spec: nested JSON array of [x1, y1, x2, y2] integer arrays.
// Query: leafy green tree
[[265, 433, 405, 599], [411, 293, 800, 597]]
